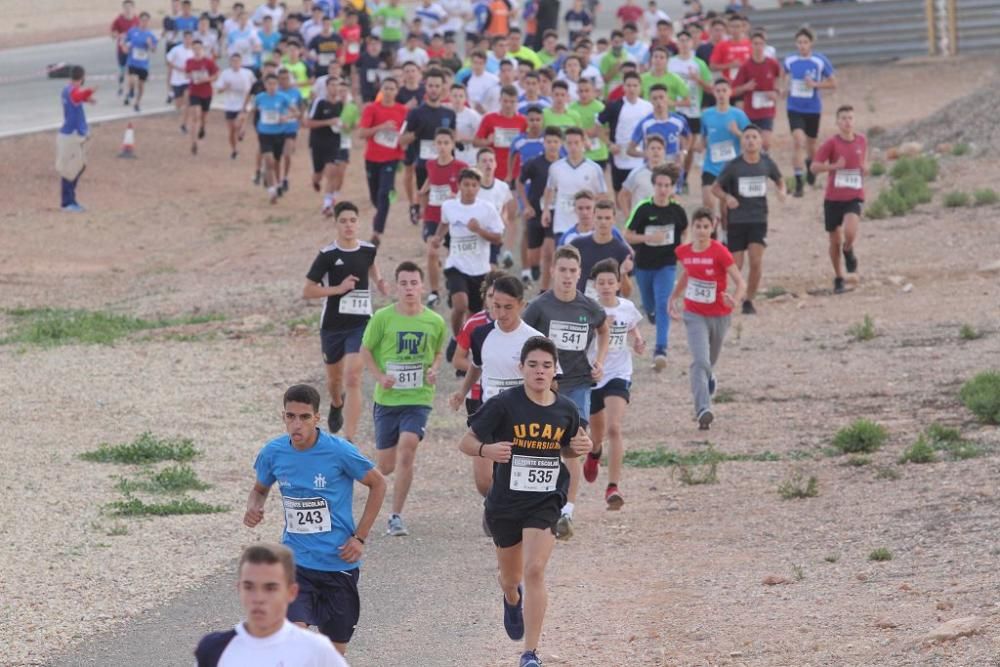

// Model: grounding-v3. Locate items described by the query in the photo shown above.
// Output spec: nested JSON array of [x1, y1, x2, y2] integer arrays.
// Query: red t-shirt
[[475, 112, 527, 181], [617, 5, 643, 25], [361, 101, 408, 162], [732, 57, 781, 120], [815, 133, 868, 202], [456, 310, 492, 400], [676, 240, 735, 317], [111, 14, 139, 36], [710, 38, 752, 81], [340, 25, 362, 64], [185, 58, 218, 98], [423, 158, 468, 222]]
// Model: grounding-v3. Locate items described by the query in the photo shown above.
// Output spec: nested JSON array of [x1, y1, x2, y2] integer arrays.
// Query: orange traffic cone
[[118, 122, 136, 158]]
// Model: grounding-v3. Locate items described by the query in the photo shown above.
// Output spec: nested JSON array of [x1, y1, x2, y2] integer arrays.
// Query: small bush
[[1, 308, 223, 347], [678, 460, 718, 485], [81, 432, 198, 464], [879, 189, 910, 216], [763, 286, 788, 299], [925, 423, 962, 445], [116, 464, 211, 494], [913, 155, 939, 181], [898, 436, 937, 464], [874, 465, 901, 481], [943, 191, 970, 208], [951, 142, 970, 156], [823, 553, 840, 563], [895, 175, 933, 206], [865, 200, 889, 220], [960, 372, 1000, 424], [843, 455, 871, 467], [959, 324, 982, 341], [847, 315, 876, 342], [889, 157, 916, 180], [921, 423, 983, 460], [777, 472, 820, 499], [833, 419, 887, 454], [973, 188, 999, 206], [869, 162, 886, 177], [108, 496, 228, 517], [869, 547, 893, 562]]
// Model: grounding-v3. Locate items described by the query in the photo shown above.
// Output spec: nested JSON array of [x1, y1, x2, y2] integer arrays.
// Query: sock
[[323, 194, 333, 208], [521, 269, 531, 279], [561, 502, 574, 517], [607, 482, 618, 490], [794, 168, 803, 177], [332, 190, 340, 199], [588, 449, 601, 460]]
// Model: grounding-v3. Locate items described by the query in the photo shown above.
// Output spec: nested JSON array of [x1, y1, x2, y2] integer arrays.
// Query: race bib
[[549, 320, 588, 351], [751, 91, 775, 109], [584, 279, 598, 300], [191, 69, 208, 83], [131, 47, 149, 60], [451, 235, 481, 256], [790, 78, 813, 98], [567, 19, 584, 32], [509, 454, 559, 492], [589, 136, 602, 151], [385, 16, 402, 29], [428, 184, 452, 206], [283, 497, 331, 534], [685, 278, 717, 304], [608, 323, 628, 349], [834, 168, 863, 190], [710, 140, 736, 163], [338, 289, 372, 315], [386, 361, 424, 389], [374, 129, 399, 148], [644, 224, 674, 247], [419, 139, 439, 161], [738, 176, 767, 198], [557, 193, 576, 214], [366, 69, 379, 83], [348, 42, 360, 55], [318, 52, 334, 66], [261, 109, 281, 124], [483, 376, 522, 399], [494, 127, 519, 148]]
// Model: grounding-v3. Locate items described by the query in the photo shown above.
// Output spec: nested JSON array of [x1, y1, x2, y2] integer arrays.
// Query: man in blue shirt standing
[[57, 66, 96, 212], [124, 11, 158, 111], [244, 384, 386, 657]]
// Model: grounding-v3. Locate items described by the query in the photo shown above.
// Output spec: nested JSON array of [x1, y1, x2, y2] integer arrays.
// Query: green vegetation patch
[[81, 432, 198, 464], [960, 372, 1000, 424], [107, 496, 228, 517], [1, 308, 223, 347], [832, 419, 887, 454]]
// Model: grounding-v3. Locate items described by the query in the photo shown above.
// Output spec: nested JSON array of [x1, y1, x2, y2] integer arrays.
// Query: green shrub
[[777, 472, 820, 499], [898, 436, 937, 464], [108, 496, 228, 517], [847, 315, 876, 342], [833, 419, 887, 454], [869, 161, 886, 177], [889, 157, 916, 180], [869, 547, 893, 562], [865, 200, 889, 220], [951, 142, 970, 156], [1, 308, 223, 347], [81, 432, 198, 464], [878, 189, 910, 216], [973, 188, 999, 206], [960, 372, 1000, 424], [895, 175, 933, 206], [913, 155, 939, 181], [943, 191, 970, 208], [959, 324, 982, 341]]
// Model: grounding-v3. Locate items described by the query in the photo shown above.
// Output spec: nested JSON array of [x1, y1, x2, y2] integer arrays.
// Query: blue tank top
[[60, 84, 88, 135]]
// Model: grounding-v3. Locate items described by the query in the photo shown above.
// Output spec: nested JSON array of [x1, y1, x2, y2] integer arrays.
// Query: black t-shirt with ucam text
[[305, 240, 378, 331]]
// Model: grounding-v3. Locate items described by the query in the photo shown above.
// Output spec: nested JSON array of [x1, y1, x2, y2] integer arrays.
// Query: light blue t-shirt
[[254, 429, 374, 573], [257, 30, 282, 67], [517, 95, 551, 115], [125, 28, 158, 69], [173, 15, 199, 33], [782, 52, 835, 114], [700, 106, 750, 177], [631, 112, 691, 157], [280, 87, 303, 133], [256, 91, 291, 134]]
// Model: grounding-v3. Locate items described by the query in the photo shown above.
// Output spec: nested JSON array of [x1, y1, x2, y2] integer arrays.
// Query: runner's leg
[[450, 291, 469, 336], [604, 396, 627, 487], [342, 352, 364, 442], [745, 243, 764, 302], [683, 311, 712, 417], [520, 527, 556, 653], [842, 212, 860, 256], [828, 229, 843, 278], [388, 431, 420, 515]]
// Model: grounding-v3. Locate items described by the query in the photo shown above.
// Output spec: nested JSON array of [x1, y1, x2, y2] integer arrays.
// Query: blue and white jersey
[[630, 112, 691, 157], [782, 52, 835, 114], [255, 91, 291, 134], [280, 86, 303, 133], [125, 28, 157, 69], [257, 29, 281, 67], [517, 95, 551, 115], [624, 41, 650, 66], [700, 106, 750, 177], [173, 14, 199, 32], [254, 430, 374, 573], [510, 133, 545, 167]]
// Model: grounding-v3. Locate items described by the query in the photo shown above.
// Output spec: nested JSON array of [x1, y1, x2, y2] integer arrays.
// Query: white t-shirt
[[622, 165, 654, 204], [455, 107, 483, 165], [581, 64, 605, 92], [439, 0, 466, 34], [196, 31, 220, 57], [216, 66, 257, 111], [643, 9, 669, 36], [251, 3, 284, 26], [215, 620, 349, 667], [588, 296, 642, 387], [441, 199, 505, 276], [545, 158, 608, 235], [472, 320, 545, 400], [613, 98, 654, 169], [669, 55, 705, 118], [467, 71, 501, 114], [167, 44, 194, 86], [476, 179, 513, 220], [395, 46, 430, 68], [301, 19, 323, 46]]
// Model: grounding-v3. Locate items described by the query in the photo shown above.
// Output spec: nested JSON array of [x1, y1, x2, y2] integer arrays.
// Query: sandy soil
[[2, 56, 1000, 666]]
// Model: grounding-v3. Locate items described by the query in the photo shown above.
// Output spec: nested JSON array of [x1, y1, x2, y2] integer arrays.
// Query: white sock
[[323, 194, 333, 207], [521, 269, 531, 279], [561, 502, 574, 517]]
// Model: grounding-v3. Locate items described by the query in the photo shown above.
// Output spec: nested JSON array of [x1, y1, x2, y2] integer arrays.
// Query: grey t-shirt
[[570, 235, 632, 294], [522, 289, 606, 388], [716, 154, 783, 225]]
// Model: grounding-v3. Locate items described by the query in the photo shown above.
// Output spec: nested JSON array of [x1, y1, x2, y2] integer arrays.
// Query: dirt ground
[[2, 55, 999, 667]]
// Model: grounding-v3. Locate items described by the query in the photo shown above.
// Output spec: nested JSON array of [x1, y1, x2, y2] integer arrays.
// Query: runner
[[626, 84, 691, 166], [124, 12, 158, 112], [360, 261, 448, 536], [250, 60, 279, 186], [373, 0, 407, 58], [242, 384, 386, 655], [186, 39, 220, 155], [669, 208, 747, 429], [810, 104, 868, 293], [257, 15, 281, 69], [308, 16, 343, 79], [358, 77, 408, 246], [57, 66, 96, 213], [111, 1, 139, 97], [304, 77, 347, 214], [517, 72, 551, 115], [216, 53, 256, 160], [668, 30, 712, 191], [517, 127, 563, 290], [700, 78, 750, 222], [569, 78, 607, 174], [555, 191, 595, 248], [709, 13, 751, 82], [508, 107, 546, 191], [522, 245, 609, 539], [582, 258, 644, 508], [397, 61, 428, 226], [624, 163, 688, 369], [598, 72, 653, 194], [476, 86, 528, 188], [782, 28, 836, 197], [277, 68, 305, 193], [475, 149, 517, 270], [166, 32, 195, 130], [458, 335, 592, 667], [639, 47, 688, 102], [329, 79, 360, 207], [542, 127, 608, 248], [194, 543, 350, 666], [711, 125, 785, 315], [732, 31, 781, 151], [196, 15, 220, 59], [227, 10, 263, 71], [569, 199, 633, 300], [253, 73, 294, 203], [467, 51, 501, 115], [540, 81, 581, 131], [419, 128, 467, 308], [619, 133, 666, 214]]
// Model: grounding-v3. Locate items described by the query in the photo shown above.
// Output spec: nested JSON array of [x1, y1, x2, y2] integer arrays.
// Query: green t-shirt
[[508, 46, 542, 69], [282, 59, 311, 98], [374, 6, 407, 43], [542, 107, 582, 132], [569, 99, 607, 161], [362, 304, 447, 407], [599, 49, 631, 90], [537, 50, 557, 66], [640, 71, 689, 103]]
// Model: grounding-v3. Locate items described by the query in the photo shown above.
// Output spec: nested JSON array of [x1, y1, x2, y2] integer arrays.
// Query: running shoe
[[322, 205, 334, 218], [805, 159, 815, 185], [583, 449, 601, 483], [409, 204, 420, 225], [698, 409, 714, 431], [253, 169, 261, 185], [503, 585, 524, 641], [521, 271, 533, 288], [426, 291, 440, 308], [647, 311, 656, 326], [191, 143, 198, 155], [653, 348, 667, 372], [281, 178, 289, 193], [708, 374, 717, 397], [741, 300, 756, 315], [197, 126, 205, 140], [312, 180, 321, 192], [327, 402, 344, 433], [793, 177, 804, 198], [555, 513, 573, 540], [519, 650, 542, 667], [605, 485, 624, 510], [387, 514, 409, 536], [268, 187, 279, 204], [501, 250, 515, 269], [843, 248, 858, 273], [833, 277, 846, 294], [61, 203, 86, 213], [231, 151, 238, 160], [166, 93, 173, 104], [180, 124, 187, 134], [133, 103, 141, 112]]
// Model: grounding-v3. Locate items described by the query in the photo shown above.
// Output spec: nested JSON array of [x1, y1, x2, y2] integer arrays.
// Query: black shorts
[[287, 566, 361, 644], [788, 111, 821, 139], [284, 131, 298, 142], [701, 171, 717, 187], [590, 378, 631, 414], [258, 133, 285, 159], [312, 143, 338, 173], [726, 222, 768, 252], [172, 84, 189, 99], [465, 397, 482, 415], [415, 163, 428, 189], [189, 95, 211, 112], [752, 117, 774, 132], [224, 110, 240, 120], [444, 268, 485, 313], [525, 216, 553, 250], [611, 165, 632, 192], [321, 324, 366, 364], [341, 62, 353, 77], [335, 148, 350, 163], [681, 115, 701, 134], [490, 243, 501, 265], [824, 198, 863, 233], [594, 159, 608, 171], [128, 65, 149, 81], [117, 49, 128, 68], [403, 144, 419, 167], [486, 496, 561, 548]]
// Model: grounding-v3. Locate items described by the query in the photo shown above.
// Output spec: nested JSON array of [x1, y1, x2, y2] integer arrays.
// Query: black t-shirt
[[624, 199, 689, 268], [519, 154, 557, 215], [396, 84, 425, 107], [469, 385, 580, 517], [205, 11, 226, 36], [716, 155, 782, 225], [305, 241, 378, 330], [280, 28, 304, 45], [570, 235, 632, 292], [308, 98, 344, 149], [358, 52, 384, 102], [405, 104, 457, 164], [309, 34, 343, 76]]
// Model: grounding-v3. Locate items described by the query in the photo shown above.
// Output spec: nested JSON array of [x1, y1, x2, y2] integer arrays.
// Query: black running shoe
[[805, 159, 815, 185], [741, 300, 757, 315], [328, 402, 344, 433], [445, 337, 457, 363], [197, 126, 205, 139], [409, 204, 420, 225], [834, 277, 846, 294], [793, 179, 804, 198], [843, 248, 858, 274]]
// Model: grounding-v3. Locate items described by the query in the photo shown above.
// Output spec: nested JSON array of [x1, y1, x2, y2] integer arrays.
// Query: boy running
[[358, 78, 408, 246], [254, 73, 295, 203], [124, 12, 158, 111], [419, 128, 467, 308], [782, 28, 836, 197], [185, 39, 219, 155]]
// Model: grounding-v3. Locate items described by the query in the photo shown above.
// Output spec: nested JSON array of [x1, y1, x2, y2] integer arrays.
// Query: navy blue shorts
[[171, 83, 189, 99], [287, 565, 361, 644], [321, 324, 366, 364], [753, 117, 774, 132], [590, 378, 631, 414], [373, 404, 432, 450]]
